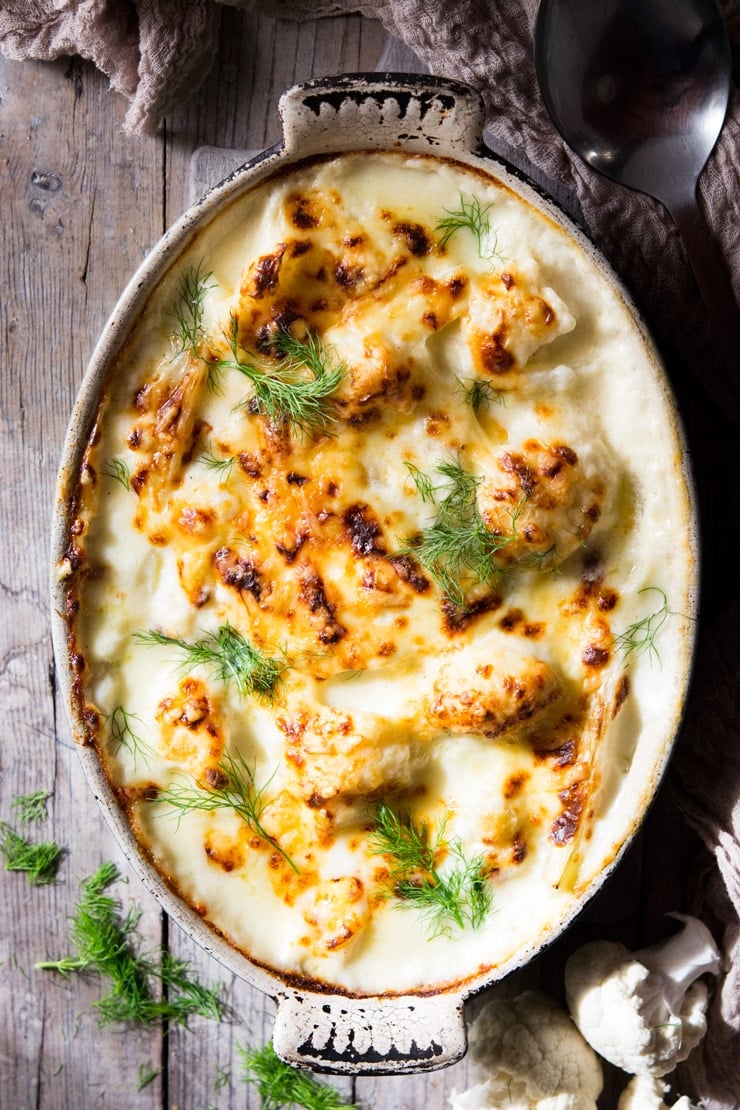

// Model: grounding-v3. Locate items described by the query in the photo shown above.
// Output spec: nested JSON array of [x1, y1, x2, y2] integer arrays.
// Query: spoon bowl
[[534, 0, 740, 405]]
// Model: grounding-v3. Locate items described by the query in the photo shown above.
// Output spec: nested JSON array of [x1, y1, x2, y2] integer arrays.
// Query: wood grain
[[0, 8, 704, 1109]]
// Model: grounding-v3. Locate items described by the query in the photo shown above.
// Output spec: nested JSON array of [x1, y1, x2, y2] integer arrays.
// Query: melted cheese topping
[[61, 152, 694, 995]]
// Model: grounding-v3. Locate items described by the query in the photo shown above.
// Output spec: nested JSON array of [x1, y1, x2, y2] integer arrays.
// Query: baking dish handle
[[279, 74, 485, 157], [272, 989, 467, 1075]]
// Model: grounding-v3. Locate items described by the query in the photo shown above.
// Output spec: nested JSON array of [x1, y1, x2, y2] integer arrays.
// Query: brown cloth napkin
[[2, 1, 739, 1105]]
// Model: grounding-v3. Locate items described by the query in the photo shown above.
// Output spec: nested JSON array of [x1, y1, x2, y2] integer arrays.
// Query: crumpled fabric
[[2, 1, 738, 1105], [0, 0, 220, 133]]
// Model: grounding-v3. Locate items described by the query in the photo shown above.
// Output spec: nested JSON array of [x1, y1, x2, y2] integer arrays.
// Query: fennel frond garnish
[[220, 317, 345, 438], [11, 790, 51, 824], [436, 193, 501, 263], [457, 376, 505, 413], [238, 1041, 357, 1110], [200, 445, 236, 480], [102, 457, 131, 490], [401, 457, 520, 605], [107, 706, 154, 767], [134, 623, 287, 702], [0, 821, 64, 886], [36, 861, 226, 1026], [371, 802, 492, 938], [614, 586, 670, 664], [154, 749, 299, 873], [137, 1064, 159, 1091], [170, 261, 214, 357]]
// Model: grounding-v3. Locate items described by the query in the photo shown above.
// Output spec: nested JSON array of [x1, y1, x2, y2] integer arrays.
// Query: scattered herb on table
[[137, 1063, 159, 1091], [36, 861, 226, 1027], [12, 789, 52, 824], [0, 819, 63, 886], [238, 1041, 357, 1110], [370, 801, 492, 938], [134, 623, 288, 702], [153, 749, 299, 874]]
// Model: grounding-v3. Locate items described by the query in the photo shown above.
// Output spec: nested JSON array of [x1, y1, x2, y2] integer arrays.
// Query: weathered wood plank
[[0, 52, 167, 1110]]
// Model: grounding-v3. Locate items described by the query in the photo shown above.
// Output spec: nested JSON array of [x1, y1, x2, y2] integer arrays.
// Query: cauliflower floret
[[617, 1074, 698, 1110], [476, 438, 610, 570], [426, 639, 563, 740], [565, 915, 721, 1077], [461, 262, 576, 381], [300, 874, 371, 955], [279, 704, 426, 805], [449, 990, 603, 1110]]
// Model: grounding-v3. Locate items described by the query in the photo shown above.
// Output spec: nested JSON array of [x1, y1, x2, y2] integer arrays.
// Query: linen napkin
[[2, 1, 739, 1105]]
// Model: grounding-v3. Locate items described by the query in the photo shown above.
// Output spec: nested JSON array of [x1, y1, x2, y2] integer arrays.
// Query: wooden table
[[0, 7, 713, 1108]]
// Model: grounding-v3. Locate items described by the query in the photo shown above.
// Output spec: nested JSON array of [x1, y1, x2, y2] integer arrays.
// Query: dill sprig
[[401, 458, 520, 605], [614, 586, 670, 664], [371, 802, 491, 938], [200, 445, 236, 480], [102, 457, 131, 490], [134, 623, 287, 702], [0, 822, 64, 885], [137, 1063, 159, 1091], [36, 862, 225, 1026], [154, 748, 299, 873], [220, 317, 345, 438], [238, 1041, 356, 1110], [171, 261, 214, 357], [436, 194, 500, 263], [457, 377, 505, 414], [12, 790, 51, 824], [106, 706, 154, 767]]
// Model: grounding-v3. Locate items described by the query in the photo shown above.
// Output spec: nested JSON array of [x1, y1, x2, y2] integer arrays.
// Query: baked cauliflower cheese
[[58, 152, 695, 994]]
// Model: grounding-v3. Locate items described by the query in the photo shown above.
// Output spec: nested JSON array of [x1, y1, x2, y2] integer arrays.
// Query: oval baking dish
[[51, 74, 698, 1075]]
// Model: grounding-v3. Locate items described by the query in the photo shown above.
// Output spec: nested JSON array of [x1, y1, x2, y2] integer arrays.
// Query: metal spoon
[[534, 0, 740, 404]]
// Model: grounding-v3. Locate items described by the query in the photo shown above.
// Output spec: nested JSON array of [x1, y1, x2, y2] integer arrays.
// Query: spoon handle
[[668, 192, 740, 413]]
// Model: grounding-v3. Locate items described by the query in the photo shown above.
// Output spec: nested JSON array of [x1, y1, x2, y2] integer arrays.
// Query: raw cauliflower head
[[565, 916, 720, 1078], [617, 1074, 698, 1110], [449, 990, 603, 1110]]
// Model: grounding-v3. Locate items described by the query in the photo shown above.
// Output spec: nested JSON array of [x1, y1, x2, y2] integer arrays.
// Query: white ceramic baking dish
[[50, 74, 698, 1075]]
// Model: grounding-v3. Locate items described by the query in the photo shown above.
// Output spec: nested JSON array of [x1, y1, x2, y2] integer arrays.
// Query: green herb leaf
[[614, 586, 669, 664], [36, 862, 226, 1027], [370, 802, 492, 938], [238, 1042, 357, 1110], [400, 457, 521, 605], [457, 377, 505, 414], [220, 317, 345, 438], [436, 194, 501, 263], [134, 623, 287, 702], [171, 262, 214, 357], [102, 457, 131, 490], [137, 1063, 159, 1091], [106, 706, 154, 767], [154, 748, 299, 874], [0, 822, 63, 885], [11, 790, 51, 824], [200, 445, 236, 480], [214, 1065, 231, 1092]]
